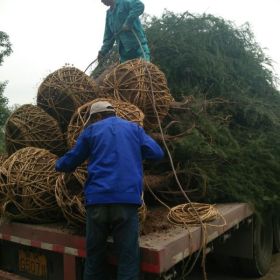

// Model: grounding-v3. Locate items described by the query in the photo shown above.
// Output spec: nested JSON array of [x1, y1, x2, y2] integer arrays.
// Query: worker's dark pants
[[83, 204, 140, 280]]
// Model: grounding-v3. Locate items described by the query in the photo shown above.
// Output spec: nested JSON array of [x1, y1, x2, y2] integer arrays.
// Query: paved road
[[186, 253, 280, 280]]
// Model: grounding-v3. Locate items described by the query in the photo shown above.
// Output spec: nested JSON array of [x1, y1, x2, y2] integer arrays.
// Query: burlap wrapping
[[100, 59, 173, 128], [0, 147, 62, 223], [37, 66, 102, 132], [5, 104, 66, 156], [67, 98, 145, 148]]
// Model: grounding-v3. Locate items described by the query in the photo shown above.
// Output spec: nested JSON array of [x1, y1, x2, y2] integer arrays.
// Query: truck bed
[[0, 203, 252, 279]]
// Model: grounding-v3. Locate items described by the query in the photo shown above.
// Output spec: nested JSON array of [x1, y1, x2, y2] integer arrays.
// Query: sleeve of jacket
[[139, 126, 164, 160], [124, 0, 145, 29], [55, 130, 90, 173], [100, 12, 115, 56]]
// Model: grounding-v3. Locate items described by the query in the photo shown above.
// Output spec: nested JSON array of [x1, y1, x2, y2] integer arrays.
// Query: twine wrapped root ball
[[55, 166, 87, 226], [0, 154, 8, 164], [37, 66, 102, 132], [100, 59, 173, 128], [0, 147, 63, 223], [55, 164, 147, 226], [0, 165, 9, 212], [5, 104, 66, 156], [67, 98, 145, 148]]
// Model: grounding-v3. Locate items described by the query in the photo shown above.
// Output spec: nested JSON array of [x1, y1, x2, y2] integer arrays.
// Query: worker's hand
[[121, 23, 132, 32], [97, 51, 104, 63]]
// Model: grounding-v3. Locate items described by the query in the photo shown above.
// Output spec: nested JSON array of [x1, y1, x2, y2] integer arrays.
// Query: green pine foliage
[[144, 12, 280, 213]]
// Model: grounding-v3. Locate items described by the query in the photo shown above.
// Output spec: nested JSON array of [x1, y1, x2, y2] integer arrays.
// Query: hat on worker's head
[[90, 101, 115, 115]]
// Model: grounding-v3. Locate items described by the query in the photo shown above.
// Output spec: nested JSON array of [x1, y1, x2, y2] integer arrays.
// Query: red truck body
[[0, 203, 253, 280]]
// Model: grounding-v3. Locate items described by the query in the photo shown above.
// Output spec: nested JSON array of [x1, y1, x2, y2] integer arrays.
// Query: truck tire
[[273, 215, 280, 253], [237, 216, 273, 277]]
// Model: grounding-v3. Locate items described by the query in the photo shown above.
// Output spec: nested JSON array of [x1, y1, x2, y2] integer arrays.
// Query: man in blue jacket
[[55, 101, 164, 280], [98, 0, 150, 63]]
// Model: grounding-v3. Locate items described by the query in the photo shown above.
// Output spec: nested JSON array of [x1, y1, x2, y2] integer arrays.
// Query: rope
[[84, 29, 123, 74], [138, 192, 148, 225], [167, 203, 225, 226], [67, 98, 145, 148], [100, 59, 172, 129], [37, 67, 100, 132], [0, 147, 62, 223], [5, 104, 66, 157], [84, 58, 98, 74], [55, 168, 87, 226], [132, 29, 226, 279]]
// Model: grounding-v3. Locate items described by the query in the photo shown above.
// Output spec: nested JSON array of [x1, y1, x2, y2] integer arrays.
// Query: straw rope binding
[[67, 97, 145, 148], [55, 166, 147, 226], [0, 147, 62, 223], [37, 66, 102, 132], [100, 59, 173, 128], [5, 104, 66, 156], [55, 165, 87, 226]]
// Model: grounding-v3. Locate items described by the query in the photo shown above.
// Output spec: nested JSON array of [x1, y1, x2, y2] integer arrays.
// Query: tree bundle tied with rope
[[0, 147, 63, 223], [99, 59, 174, 128], [37, 66, 103, 132], [5, 104, 66, 156], [55, 164, 147, 227], [55, 165, 87, 226], [67, 97, 145, 148]]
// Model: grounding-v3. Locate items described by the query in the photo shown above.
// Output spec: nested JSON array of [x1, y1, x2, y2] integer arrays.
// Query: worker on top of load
[[55, 101, 164, 280], [98, 0, 150, 63]]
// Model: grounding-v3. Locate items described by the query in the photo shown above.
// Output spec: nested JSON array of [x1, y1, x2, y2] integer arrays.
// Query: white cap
[[90, 101, 115, 115]]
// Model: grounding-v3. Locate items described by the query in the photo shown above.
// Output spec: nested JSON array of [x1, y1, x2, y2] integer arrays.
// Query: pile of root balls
[[0, 60, 174, 229]]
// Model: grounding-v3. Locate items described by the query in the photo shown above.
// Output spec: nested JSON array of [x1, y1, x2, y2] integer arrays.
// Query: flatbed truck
[[0, 202, 279, 279]]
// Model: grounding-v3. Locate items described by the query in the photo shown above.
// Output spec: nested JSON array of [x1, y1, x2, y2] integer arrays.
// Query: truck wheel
[[273, 216, 280, 253], [237, 216, 273, 277]]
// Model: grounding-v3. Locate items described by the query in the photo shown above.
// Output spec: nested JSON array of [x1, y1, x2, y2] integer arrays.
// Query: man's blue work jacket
[[55, 116, 164, 206], [99, 0, 150, 62]]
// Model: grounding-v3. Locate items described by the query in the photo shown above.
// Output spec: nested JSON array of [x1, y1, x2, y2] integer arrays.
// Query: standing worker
[[98, 0, 150, 63], [55, 101, 164, 280]]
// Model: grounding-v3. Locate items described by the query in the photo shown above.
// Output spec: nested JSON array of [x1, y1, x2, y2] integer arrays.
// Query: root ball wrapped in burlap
[[0, 147, 62, 223], [100, 59, 173, 128], [67, 98, 144, 148], [37, 66, 102, 132], [55, 166, 87, 226], [5, 104, 66, 156]]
